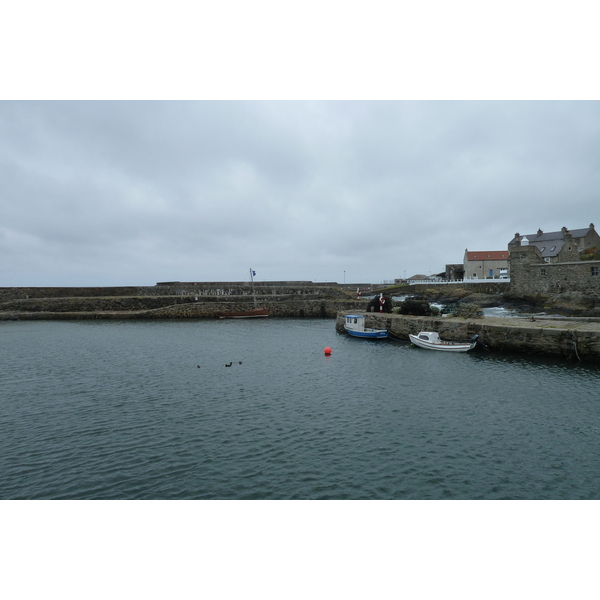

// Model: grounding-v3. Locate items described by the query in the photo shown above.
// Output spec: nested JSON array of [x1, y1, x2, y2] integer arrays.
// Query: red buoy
[[324, 347, 332, 355]]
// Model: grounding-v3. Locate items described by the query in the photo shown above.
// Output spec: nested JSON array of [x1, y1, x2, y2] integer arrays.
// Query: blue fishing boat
[[343, 315, 388, 339]]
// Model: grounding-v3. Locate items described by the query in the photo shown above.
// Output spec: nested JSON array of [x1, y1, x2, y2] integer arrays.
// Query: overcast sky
[[2, 3, 600, 287], [1, 100, 599, 286]]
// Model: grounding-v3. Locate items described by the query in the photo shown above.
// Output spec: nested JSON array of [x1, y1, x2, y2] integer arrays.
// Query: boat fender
[[470, 334, 488, 350]]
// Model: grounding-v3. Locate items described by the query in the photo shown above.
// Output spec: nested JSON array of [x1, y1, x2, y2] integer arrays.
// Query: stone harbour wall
[[0, 284, 360, 320], [406, 281, 510, 295], [0, 286, 150, 301], [336, 312, 600, 362], [0, 283, 351, 302], [0, 293, 353, 314], [0, 294, 366, 320]]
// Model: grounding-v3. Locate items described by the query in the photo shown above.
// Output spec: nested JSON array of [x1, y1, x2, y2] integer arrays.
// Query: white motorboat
[[409, 331, 478, 352]]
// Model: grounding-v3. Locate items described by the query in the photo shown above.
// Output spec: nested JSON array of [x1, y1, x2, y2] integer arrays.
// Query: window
[[592, 266, 599, 277], [541, 268, 546, 276], [541, 247, 546, 252], [550, 246, 556, 252]]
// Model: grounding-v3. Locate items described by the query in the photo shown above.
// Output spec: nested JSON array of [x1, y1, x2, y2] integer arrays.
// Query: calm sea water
[[2, 318, 599, 499]]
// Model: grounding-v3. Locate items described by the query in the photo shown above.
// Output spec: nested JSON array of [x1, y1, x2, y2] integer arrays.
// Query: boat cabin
[[416, 332, 442, 343], [344, 314, 366, 332]]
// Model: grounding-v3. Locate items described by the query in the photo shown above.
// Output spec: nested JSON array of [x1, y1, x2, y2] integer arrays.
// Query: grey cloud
[[1, 101, 599, 286]]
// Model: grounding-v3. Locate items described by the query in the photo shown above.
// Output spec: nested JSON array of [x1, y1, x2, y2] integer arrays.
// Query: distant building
[[508, 224, 600, 263], [445, 264, 464, 281], [508, 223, 600, 294], [463, 250, 510, 279]]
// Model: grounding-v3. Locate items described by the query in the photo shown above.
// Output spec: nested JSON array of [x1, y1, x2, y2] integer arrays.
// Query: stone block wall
[[0, 283, 352, 302], [0, 286, 150, 301], [406, 281, 510, 295], [509, 245, 600, 294]]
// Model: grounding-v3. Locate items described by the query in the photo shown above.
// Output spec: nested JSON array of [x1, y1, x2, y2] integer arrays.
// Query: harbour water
[[2, 318, 599, 499]]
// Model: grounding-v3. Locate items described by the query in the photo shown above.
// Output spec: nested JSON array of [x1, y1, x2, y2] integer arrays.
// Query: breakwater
[[336, 312, 600, 362], [0, 285, 364, 320], [0, 283, 351, 301]]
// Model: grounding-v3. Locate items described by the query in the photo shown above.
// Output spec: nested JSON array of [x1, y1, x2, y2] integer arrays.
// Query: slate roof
[[522, 228, 588, 243], [520, 228, 589, 258]]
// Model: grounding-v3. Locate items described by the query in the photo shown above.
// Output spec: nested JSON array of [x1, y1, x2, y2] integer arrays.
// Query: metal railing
[[407, 278, 510, 285]]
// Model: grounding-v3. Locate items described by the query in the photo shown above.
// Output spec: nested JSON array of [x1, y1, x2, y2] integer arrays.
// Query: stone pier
[[336, 312, 600, 362], [0, 286, 365, 320]]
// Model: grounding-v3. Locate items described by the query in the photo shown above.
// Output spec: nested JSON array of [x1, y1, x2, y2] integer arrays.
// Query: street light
[[344, 270, 346, 284]]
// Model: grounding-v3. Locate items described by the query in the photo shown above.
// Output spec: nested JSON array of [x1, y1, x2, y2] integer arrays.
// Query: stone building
[[508, 224, 600, 263], [509, 230, 600, 295]]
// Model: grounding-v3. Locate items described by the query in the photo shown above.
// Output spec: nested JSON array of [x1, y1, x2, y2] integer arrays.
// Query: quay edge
[[336, 312, 600, 362], [0, 296, 365, 320]]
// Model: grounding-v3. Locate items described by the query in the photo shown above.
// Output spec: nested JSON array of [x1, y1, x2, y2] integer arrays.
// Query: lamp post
[[344, 271, 346, 285]]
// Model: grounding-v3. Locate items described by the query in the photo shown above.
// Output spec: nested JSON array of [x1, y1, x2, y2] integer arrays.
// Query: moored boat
[[409, 331, 478, 352], [217, 307, 269, 319], [343, 314, 388, 338]]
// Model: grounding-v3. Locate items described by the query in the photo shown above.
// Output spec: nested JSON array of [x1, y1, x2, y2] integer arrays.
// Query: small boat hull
[[217, 307, 269, 319], [218, 269, 269, 318], [346, 329, 388, 339], [409, 332, 476, 352]]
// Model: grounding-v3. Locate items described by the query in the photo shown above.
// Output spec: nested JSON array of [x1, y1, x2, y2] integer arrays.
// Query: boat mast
[[250, 268, 256, 307]]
